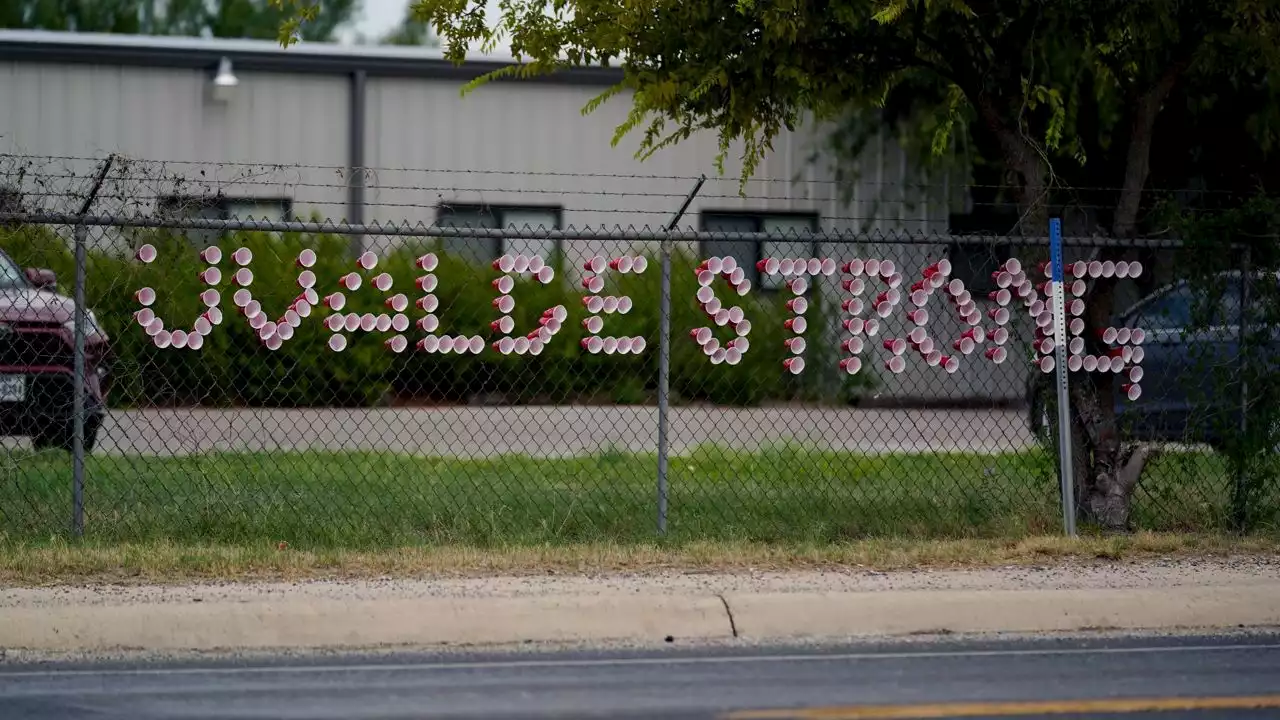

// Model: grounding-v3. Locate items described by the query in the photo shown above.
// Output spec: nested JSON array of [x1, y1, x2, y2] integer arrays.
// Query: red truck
[[0, 248, 110, 452]]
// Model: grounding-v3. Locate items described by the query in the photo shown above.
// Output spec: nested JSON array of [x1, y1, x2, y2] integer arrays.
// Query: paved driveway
[[93, 406, 1036, 457]]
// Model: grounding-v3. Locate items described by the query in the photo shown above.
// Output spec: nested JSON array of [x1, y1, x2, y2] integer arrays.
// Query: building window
[[435, 204, 561, 267], [700, 212, 819, 290], [158, 195, 292, 244]]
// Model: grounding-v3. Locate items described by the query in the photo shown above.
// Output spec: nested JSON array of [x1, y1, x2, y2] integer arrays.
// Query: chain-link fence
[[0, 154, 1275, 546]]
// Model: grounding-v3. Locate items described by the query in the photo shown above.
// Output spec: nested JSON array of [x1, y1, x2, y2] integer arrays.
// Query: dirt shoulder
[[3, 533, 1278, 586], [1, 557, 1277, 659]]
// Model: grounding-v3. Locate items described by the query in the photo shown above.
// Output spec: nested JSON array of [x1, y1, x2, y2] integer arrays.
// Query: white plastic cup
[[990, 327, 1010, 345], [985, 347, 1008, 364], [1082, 355, 1099, 372], [1069, 317, 1086, 336], [328, 334, 347, 352], [585, 295, 606, 314], [583, 316, 604, 334], [632, 256, 649, 273], [135, 308, 156, 327], [297, 270, 317, 289], [297, 248, 317, 268], [1039, 355, 1056, 374], [603, 296, 621, 314], [233, 268, 253, 287], [416, 253, 439, 271], [373, 273, 393, 292], [468, 336, 485, 354], [385, 335, 408, 353], [1069, 337, 1085, 355], [232, 247, 252, 266], [785, 337, 807, 354], [199, 267, 222, 285], [340, 272, 361, 291], [702, 296, 723, 315], [835, 357, 861, 376], [714, 309, 732, 327], [375, 314, 393, 332], [1068, 354, 1083, 372], [136, 244, 158, 263], [417, 335, 441, 353], [907, 308, 928, 325], [784, 356, 806, 374], [528, 255, 546, 274], [204, 307, 224, 325], [618, 296, 634, 314], [359, 313, 376, 332], [339, 313, 357, 332], [602, 337, 619, 355], [200, 246, 222, 264], [883, 355, 906, 374], [513, 254, 531, 274], [585, 255, 607, 274]]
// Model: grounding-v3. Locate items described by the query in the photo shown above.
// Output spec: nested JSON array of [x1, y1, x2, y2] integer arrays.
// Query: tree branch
[[1111, 55, 1194, 237]]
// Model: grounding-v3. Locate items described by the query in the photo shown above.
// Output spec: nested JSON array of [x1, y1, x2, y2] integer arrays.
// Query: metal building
[[0, 29, 1028, 405]]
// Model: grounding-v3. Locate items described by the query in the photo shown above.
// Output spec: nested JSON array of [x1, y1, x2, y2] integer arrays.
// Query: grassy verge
[[1, 445, 1268, 547], [1, 533, 1276, 585]]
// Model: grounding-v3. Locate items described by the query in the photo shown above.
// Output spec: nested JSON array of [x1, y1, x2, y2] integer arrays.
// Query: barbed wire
[[2, 153, 1273, 197]]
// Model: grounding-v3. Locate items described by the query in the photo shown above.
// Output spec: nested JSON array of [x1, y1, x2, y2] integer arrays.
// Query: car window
[[1135, 286, 1192, 330], [0, 251, 27, 290], [1133, 282, 1241, 330]]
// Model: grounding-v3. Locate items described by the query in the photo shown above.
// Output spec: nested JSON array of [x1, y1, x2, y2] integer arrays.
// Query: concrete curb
[[3, 581, 1279, 652]]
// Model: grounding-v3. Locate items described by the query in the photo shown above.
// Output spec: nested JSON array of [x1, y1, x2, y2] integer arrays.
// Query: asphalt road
[[2, 633, 1279, 719], [84, 406, 1034, 457]]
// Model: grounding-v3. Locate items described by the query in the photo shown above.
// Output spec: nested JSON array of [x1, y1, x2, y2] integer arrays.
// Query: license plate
[[0, 374, 25, 403]]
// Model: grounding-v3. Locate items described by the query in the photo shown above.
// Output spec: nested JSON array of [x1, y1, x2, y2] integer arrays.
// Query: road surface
[[82, 406, 1034, 457], [2, 632, 1278, 719]]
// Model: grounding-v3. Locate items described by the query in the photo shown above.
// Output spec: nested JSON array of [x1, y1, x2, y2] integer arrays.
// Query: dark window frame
[[158, 194, 294, 222], [156, 194, 294, 244], [434, 202, 564, 266], [698, 210, 820, 291]]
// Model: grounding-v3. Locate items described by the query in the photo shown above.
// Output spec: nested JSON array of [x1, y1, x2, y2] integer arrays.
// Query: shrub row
[[2, 224, 873, 408]]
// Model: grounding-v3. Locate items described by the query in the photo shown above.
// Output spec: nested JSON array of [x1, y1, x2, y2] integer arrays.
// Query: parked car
[[1028, 271, 1268, 454], [0, 248, 111, 452]]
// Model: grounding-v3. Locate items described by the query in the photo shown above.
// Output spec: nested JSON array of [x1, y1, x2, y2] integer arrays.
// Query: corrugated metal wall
[[0, 55, 1028, 404]]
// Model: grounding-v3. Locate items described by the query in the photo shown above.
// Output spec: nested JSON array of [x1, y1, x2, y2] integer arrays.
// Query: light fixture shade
[[210, 56, 238, 103], [213, 57, 238, 87]]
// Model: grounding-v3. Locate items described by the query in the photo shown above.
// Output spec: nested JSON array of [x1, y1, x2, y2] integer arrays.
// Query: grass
[[1, 444, 1270, 549], [1, 532, 1276, 585]]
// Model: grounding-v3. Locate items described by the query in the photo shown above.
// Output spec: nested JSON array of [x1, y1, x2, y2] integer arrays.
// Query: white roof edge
[[0, 28, 526, 64]]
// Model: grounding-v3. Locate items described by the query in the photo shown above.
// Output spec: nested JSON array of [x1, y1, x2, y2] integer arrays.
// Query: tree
[[3, 0, 356, 41], [278, 0, 1280, 531], [377, 5, 440, 46]]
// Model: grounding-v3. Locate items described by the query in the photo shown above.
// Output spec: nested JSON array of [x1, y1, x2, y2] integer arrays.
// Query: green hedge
[[1, 224, 873, 408]]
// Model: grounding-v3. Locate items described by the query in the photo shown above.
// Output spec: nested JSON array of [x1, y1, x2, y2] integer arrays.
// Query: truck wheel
[[31, 414, 101, 454]]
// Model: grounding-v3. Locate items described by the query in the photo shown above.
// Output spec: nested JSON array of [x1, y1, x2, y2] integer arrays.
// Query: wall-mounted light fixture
[[210, 56, 238, 103]]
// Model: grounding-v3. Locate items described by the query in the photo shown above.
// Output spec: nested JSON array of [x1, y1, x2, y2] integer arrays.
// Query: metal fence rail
[[0, 154, 1274, 545]]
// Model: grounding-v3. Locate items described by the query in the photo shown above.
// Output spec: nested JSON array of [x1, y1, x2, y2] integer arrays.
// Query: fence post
[[657, 175, 705, 535], [1233, 244, 1251, 531], [71, 156, 115, 537], [1049, 217, 1077, 536]]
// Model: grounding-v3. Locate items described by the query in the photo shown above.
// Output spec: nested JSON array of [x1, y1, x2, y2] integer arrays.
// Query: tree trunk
[[1071, 63, 1187, 531], [980, 63, 1183, 531]]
